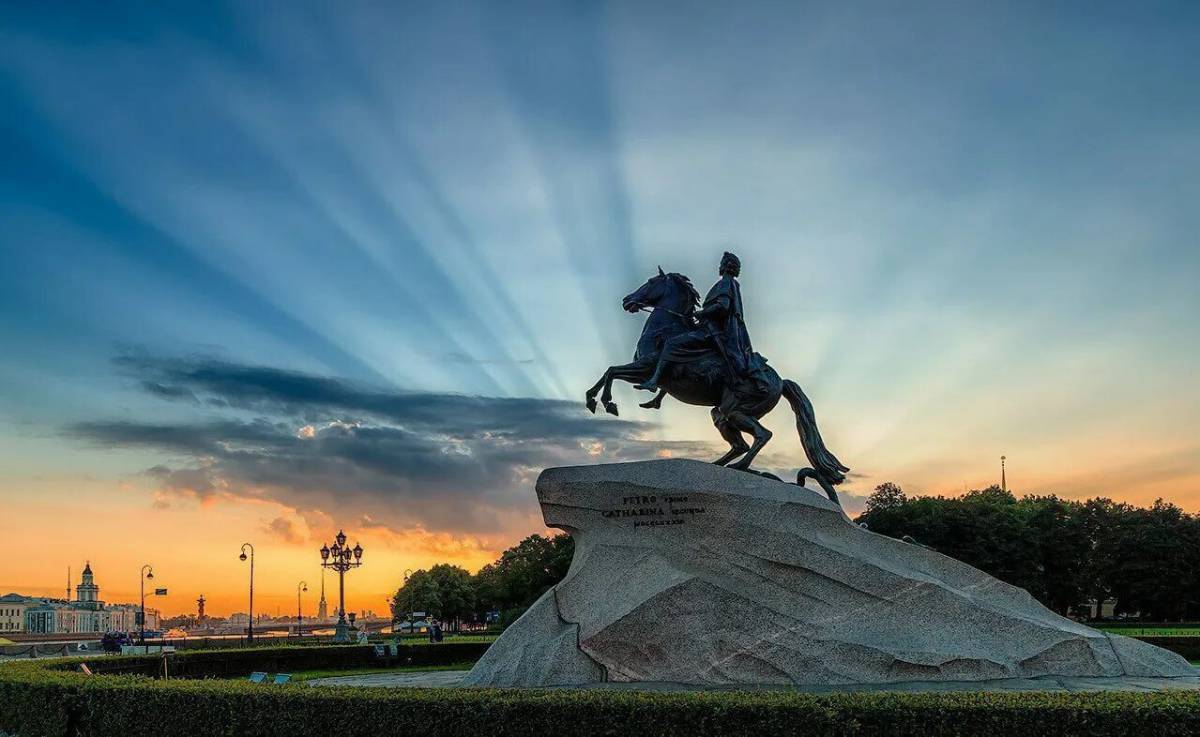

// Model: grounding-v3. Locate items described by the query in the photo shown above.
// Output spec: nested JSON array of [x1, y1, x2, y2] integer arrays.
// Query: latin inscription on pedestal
[[601, 493, 706, 529]]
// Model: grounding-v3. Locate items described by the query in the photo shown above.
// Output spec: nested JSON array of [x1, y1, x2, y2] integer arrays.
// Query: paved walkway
[[310, 671, 468, 688], [308, 670, 1200, 693]]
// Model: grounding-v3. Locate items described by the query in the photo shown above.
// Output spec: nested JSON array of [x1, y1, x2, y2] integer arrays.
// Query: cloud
[[140, 381, 199, 402], [144, 464, 224, 501], [69, 354, 716, 537], [111, 354, 626, 441], [263, 516, 305, 544]]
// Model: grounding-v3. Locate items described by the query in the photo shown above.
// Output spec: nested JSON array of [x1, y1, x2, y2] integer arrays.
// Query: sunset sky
[[1, 2, 1198, 617]]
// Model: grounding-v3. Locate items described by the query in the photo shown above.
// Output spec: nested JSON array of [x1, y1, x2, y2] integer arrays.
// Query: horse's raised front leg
[[585, 371, 610, 414], [591, 361, 651, 417]]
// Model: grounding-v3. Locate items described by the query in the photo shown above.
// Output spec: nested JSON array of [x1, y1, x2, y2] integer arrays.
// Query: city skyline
[[2, 1, 1198, 617]]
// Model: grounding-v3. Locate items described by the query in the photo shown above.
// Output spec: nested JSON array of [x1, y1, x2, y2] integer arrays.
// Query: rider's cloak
[[703, 274, 754, 375]]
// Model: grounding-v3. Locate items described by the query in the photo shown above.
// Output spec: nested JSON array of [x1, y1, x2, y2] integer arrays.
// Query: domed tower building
[[72, 561, 108, 633], [76, 562, 102, 608]]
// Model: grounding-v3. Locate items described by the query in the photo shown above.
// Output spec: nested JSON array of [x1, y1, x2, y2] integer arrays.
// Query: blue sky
[[1, 1, 1198, 569]]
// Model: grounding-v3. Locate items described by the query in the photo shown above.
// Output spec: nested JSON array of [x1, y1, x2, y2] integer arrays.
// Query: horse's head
[[623, 266, 699, 315]]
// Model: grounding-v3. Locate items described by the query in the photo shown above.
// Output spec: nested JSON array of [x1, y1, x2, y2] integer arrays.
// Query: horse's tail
[[781, 379, 849, 504]]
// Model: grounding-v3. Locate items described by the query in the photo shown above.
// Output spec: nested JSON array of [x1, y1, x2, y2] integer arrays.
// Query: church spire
[[317, 568, 328, 621]]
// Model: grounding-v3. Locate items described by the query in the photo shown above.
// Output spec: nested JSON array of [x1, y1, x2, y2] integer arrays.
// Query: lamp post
[[319, 530, 364, 643], [296, 581, 308, 637], [139, 565, 154, 644], [239, 543, 255, 643]]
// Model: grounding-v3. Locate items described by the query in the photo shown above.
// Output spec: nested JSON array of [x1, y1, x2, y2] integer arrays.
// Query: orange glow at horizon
[[3, 435, 1199, 618], [0, 476, 523, 618]]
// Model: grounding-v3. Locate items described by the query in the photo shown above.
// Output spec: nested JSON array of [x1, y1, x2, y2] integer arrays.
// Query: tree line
[[858, 483, 1200, 620], [390, 533, 574, 629], [391, 483, 1200, 628]]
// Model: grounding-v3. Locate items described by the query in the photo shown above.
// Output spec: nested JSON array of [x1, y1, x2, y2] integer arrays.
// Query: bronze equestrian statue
[[585, 252, 849, 504]]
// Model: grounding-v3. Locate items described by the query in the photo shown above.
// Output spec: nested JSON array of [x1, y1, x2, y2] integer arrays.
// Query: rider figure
[[636, 251, 756, 393]]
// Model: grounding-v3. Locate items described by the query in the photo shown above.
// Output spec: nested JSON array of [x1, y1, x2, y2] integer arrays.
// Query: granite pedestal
[[464, 459, 1194, 688]]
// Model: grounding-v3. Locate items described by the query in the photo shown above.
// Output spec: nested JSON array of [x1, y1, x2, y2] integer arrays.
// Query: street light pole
[[239, 543, 255, 643], [297, 581, 307, 637], [139, 565, 154, 644], [319, 530, 364, 643]]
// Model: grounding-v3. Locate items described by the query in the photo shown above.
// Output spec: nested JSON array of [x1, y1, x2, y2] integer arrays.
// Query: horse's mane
[[667, 272, 700, 310]]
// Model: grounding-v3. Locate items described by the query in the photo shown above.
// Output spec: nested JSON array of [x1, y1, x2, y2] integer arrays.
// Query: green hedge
[[4, 652, 1200, 737], [48, 642, 489, 679], [1137, 637, 1200, 660]]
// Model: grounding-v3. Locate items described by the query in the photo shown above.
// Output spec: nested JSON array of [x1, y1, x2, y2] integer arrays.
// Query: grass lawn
[[1094, 626, 1200, 637], [392, 634, 498, 644], [233, 662, 478, 682]]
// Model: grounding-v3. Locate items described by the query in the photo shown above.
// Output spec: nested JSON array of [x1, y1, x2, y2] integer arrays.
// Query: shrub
[[1137, 636, 1200, 660], [42, 642, 490, 679], [3, 648, 1200, 737]]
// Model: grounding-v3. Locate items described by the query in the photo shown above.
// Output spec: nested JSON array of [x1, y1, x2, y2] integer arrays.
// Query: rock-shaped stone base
[[464, 459, 1194, 687]]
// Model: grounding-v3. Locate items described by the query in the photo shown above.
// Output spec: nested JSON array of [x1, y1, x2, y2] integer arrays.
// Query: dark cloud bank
[[67, 355, 715, 538]]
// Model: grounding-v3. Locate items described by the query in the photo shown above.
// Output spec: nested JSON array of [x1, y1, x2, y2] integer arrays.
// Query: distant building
[[1084, 598, 1118, 620], [13, 563, 160, 635], [317, 573, 328, 621], [76, 562, 101, 606], [24, 600, 76, 634], [0, 593, 34, 633], [72, 562, 106, 633]]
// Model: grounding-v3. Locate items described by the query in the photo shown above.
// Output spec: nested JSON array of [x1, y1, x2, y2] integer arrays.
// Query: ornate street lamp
[[239, 543, 255, 643], [139, 565, 154, 644], [319, 529, 364, 643], [297, 581, 308, 637]]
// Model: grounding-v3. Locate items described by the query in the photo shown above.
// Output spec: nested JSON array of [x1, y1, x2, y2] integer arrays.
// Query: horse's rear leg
[[711, 408, 750, 466], [726, 412, 773, 471]]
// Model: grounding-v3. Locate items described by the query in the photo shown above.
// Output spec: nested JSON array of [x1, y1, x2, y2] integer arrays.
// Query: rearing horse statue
[[585, 267, 850, 504]]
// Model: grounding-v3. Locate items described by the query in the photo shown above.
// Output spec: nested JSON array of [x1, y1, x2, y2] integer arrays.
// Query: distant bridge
[[188, 617, 393, 636]]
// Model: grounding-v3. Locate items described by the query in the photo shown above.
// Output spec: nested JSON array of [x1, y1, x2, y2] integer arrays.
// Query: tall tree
[[473, 534, 574, 624], [857, 483, 1129, 617], [390, 564, 476, 629]]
